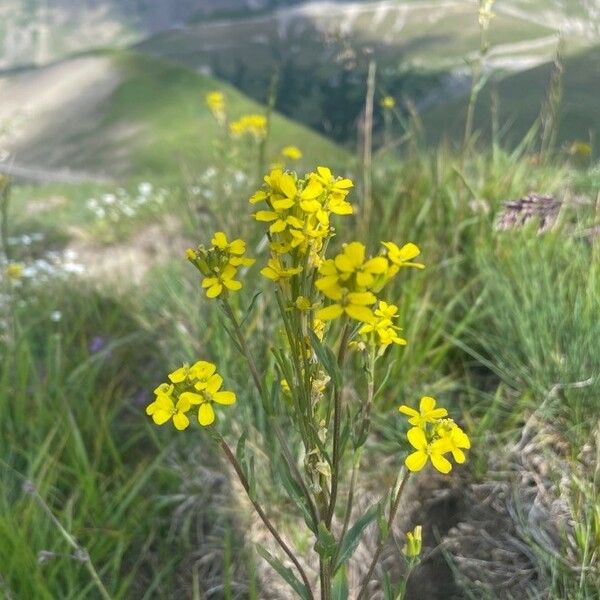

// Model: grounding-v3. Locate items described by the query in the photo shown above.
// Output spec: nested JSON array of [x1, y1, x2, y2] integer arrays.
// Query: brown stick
[[219, 438, 315, 600]]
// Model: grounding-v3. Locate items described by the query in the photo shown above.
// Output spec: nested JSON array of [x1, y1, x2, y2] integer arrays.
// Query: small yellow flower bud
[[404, 525, 422, 558]]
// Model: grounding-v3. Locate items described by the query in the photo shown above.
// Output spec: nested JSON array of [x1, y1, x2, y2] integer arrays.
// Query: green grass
[[423, 45, 600, 155]]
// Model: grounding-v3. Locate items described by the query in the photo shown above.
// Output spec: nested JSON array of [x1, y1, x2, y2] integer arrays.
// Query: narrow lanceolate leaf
[[315, 522, 337, 560], [256, 545, 309, 600], [308, 330, 342, 389], [277, 458, 317, 532], [236, 431, 249, 479], [334, 503, 380, 572], [332, 565, 349, 600]]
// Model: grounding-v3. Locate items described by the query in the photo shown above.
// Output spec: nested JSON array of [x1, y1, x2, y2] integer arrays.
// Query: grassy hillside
[[422, 45, 600, 153], [0, 49, 349, 180], [136, 0, 589, 142]]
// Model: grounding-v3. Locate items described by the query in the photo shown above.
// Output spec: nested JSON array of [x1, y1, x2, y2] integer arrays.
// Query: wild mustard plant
[[147, 164, 471, 599]]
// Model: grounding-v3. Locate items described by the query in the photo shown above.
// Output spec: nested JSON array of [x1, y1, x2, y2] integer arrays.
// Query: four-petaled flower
[[202, 265, 242, 298], [405, 426, 452, 474], [399, 396, 448, 427]]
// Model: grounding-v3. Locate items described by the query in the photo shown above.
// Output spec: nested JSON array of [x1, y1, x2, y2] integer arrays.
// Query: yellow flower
[[382, 242, 424, 272], [146, 385, 192, 430], [404, 525, 422, 558], [281, 145, 302, 160], [405, 426, 452, 474], [206, 91, 226, 123], [189, 360, 217, 384], [381, 96, 395, 109], [211, 231, 255, 267], [201, 264, 242, 298], [309, 166, 353, 216], [316, 291, 376, 323], [229, 114, 267, 140], [436, 420, 471, 464], [358, 305, 407, 347], [6, 262, 24, 280], [260, 258, 302, 281], [399, 396, 448, 427], [168, 364, 191, 383], [180, 373, 236, 426]]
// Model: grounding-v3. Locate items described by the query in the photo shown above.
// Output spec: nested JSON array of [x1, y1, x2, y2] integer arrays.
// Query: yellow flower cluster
[[146, 361, 236, 429], [399, 397, 470, 474], [281, 145, 302, 160], [358, 301, 407, 349], [229, 114, 267, 140], [315, 241, 423, 324], [251, 166, 353, 264], [206, 91, 226, 122], [187, 231, 255, 298]]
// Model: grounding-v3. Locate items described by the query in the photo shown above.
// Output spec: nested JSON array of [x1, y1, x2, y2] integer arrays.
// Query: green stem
[[326, 323, 350, 526], [356, 470, 410, 600], [221, 297, 320, 527]]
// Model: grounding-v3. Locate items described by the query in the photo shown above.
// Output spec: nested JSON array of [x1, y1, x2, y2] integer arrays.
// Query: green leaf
[[332, 565, 349, 600], [240, 291, 263, 327], [256, 545, 309, 600], [315, 522, 337, 560], [309, 330, 342, 389], [276, 458, 317, 532], [236, 431, 248, 477], [377, 502, 390, 543], [334, 503, 380, 572]]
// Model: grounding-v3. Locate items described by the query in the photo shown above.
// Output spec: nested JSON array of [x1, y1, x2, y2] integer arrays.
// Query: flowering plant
[[147, 164, 470, 598]]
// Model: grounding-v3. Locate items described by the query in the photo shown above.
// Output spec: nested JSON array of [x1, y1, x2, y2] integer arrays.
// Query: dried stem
[[217, 436, 315, 600]]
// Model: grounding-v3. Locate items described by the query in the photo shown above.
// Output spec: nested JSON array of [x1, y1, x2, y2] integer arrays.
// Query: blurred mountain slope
[[0, 49, 348, 179]]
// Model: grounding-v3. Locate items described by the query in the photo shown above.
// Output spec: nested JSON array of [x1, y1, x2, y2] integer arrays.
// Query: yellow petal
[[198, 403, 215, 426], [270, 220, 287, 233], [206, 283, 222, 298], [152, 410, 172, 426], [364, 256, 389, 274], [179, 391, 204, 405], [399, 405, 419, 418], [407, 427, 427, 450], [206, 373, 224, 394], [420, 396, 437, 413], [223, 278, 242, 291], [452, 448, 466, 464], [255, 210, 278, 222], [212, 231, 227, 249], [347, 291, 376, 306], [173, 412, 190, 431], [168, 366, 188, 383], [405, 451, 428, 472], [316, 304, 344, 321], [190, 361, 216, 379], [344, 305, 374, 323], [228, 239, 246, 254], [431, 453, 452, 474], [398, 243, 421, 261], [213, 390, 236, 405]]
